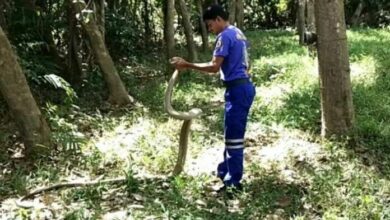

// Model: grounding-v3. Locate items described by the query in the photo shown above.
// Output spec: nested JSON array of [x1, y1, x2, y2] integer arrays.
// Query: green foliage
[[105, 0, 162, 59], [0, 1, 388, 219], [0, 167, 27, 196], [125, 168, 139, 194], [64, 208, 96, 220], [44, 103, 87, 154], [275, 85, 321, 132], [105, 13, 145, 58], [348, 29, 390, 149], [71, 185, 106, 209], [243, 0, 295, 29], [345, 0, 390, 27], [297, 141, 389, 219], [7, 0, 66, 85], [19, 54, 55, 78], [43, 74, 78, 105], [16, 208, 30, 220], [135, 133, 177, 173], [1, 26, 390, 219], [247, 30, 320, 132]]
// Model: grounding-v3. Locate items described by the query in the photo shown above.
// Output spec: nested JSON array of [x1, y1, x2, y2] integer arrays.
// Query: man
[[170, 4, 255, 194]]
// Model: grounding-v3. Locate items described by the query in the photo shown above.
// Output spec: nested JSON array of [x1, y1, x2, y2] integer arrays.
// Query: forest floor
[[1, 28, 390, 219]]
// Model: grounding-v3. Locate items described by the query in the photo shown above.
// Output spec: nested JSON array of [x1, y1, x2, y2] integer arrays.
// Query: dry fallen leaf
[[195, 199, 207, 206], [42, 194, 56, 206], [132, 193, 145, 201], [276, 196, 291, 207]]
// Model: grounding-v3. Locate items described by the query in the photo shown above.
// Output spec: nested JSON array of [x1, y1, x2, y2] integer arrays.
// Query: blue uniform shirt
[[213, 25, 249, 82]]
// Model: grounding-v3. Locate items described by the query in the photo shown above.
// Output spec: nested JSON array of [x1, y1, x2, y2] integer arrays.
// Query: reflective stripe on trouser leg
[[217, 84, 254, 186]]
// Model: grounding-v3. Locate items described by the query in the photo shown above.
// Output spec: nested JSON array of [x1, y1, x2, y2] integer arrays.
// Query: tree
[[350, 1, 364, 26], [306, 0, 315, 32], [142, 0, 152, 45], [315, 0, 354, 137], [196, 0, 209, 51], [72, 0, 133, 106], [66, 0, 83, 83], [0, 0, 7, 32], [345, 0, 389, 27], [228, 0, 237, 25], [228, 0, 244, 29], [297, 0, 306, 45], [163, 0, 176, 68], [0, 26, 51, 157], [94, 0, 106, 41], [236, 0, 244, 29], [175, 0, 197, 62]]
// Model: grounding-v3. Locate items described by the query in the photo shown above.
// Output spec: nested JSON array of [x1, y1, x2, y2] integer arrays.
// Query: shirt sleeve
[[213, 34, 231, 57]]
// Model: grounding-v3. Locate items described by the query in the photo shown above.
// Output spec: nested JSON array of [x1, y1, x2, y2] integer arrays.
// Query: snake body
[[164, 70, 202, 175], [16, 70, 199, 208]]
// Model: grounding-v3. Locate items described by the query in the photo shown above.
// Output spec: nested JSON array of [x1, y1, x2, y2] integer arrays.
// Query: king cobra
[[164, 69, 202, 175], [15, 69, 200, 208]]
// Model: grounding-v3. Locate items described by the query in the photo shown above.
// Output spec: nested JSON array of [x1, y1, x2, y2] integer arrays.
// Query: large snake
[[15, 70, 200, 208], [164, 70, 202, 175]]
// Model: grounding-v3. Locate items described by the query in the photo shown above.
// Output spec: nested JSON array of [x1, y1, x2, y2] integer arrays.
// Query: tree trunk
[[175, 0, 197, 62], [0, 26, 51, 157], [236, 0, 244, 29], [95, 0, 106, 42], [66, 0, 83, 83], [196, 0, 208, 51], [107, 0, 119, 11], [297, 0, 306, 45], [306, 0, 315, 32], [163, 0, 176, 65], [42, 26, 70, 77], [0, 0, 7, 32], [314, 0, 354, 137], [143, 0, 152, 45], [72, 1, 133, 106], [228, 0, 236, 25], [132, 0, 141, 22], [119, 0, 129, 15], [350, 1, 364, 26]]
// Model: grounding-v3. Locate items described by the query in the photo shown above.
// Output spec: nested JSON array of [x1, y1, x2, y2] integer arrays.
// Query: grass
[[0, 28, 389, 219]]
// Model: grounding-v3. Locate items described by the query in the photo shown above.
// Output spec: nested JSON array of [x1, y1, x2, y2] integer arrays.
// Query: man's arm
[[171, 56, 224, 76]]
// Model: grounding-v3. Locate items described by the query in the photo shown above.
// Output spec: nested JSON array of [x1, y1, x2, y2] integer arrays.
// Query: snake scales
[[164, 69, 203, 175]]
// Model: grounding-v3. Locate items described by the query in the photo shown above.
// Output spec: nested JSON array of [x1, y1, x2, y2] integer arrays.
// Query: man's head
[[203, 5, 229, 35]]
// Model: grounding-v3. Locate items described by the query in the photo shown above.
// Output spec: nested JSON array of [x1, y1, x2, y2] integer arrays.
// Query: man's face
[[205, 17, 223, 35]]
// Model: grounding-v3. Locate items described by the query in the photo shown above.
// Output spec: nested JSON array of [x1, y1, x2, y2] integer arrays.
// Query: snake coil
[[164, 70, 202, 175]]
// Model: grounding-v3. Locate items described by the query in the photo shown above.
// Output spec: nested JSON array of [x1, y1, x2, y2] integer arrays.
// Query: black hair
[[202, 4, 229, 21]]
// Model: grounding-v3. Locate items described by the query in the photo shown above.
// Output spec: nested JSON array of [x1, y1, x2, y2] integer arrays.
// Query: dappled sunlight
[[257, 83, 291, 107], [350, 55, 377, 82], [187, 145, 224, 176], [93, 118, 153, 161], [307, 57, 318, 77], [187, 121, 323, 180], [347, 29, 385, 42], [2, 25, 389, 219], [245, 124, 323, 173], [249, 134, 322, 169]]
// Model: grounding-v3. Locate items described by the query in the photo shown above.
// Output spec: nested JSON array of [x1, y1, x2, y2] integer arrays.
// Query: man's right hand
[[170, 57, 189, 71]]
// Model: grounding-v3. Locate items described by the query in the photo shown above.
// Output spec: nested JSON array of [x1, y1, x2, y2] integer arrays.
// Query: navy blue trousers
[[217, 82, 255, 186]]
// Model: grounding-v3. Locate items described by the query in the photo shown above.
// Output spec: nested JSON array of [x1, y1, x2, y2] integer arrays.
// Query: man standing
[[170, 4, 255, 194]]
